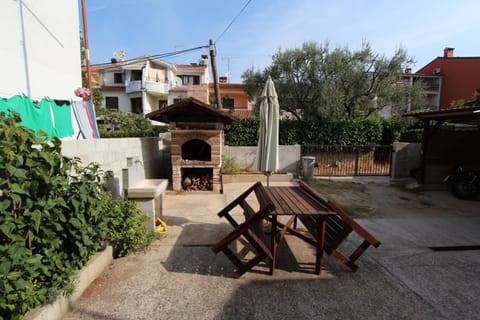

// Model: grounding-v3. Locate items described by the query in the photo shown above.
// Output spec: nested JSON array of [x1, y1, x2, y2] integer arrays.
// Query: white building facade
[[92, 54, 211, 114], [0, 0, 81, 100]]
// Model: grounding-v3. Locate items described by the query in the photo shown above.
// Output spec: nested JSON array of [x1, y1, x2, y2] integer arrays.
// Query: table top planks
[[264, 186, 333, 216]]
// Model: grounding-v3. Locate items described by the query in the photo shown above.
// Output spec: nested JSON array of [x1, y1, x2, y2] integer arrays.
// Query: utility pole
[[209, 39, 222, 109], [81, 0, 93, 102]]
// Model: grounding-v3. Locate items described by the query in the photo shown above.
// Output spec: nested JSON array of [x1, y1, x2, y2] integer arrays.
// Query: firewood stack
[[182, 174, 213, 191]]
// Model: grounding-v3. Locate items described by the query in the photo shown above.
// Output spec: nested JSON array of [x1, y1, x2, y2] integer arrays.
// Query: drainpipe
[[18, 0, 31, 97], [141, 62, 147, 114]]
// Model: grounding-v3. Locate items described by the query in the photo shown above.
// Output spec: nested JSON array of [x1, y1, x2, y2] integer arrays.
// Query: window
[[105, 96, 119, 110], [159, 100, 168, 109], [131, 97, 142, 114], [114, 73, 124, 84], [222, 97, 234, 110], [131, 70, 142, 81], [182, 75, 200, 85]]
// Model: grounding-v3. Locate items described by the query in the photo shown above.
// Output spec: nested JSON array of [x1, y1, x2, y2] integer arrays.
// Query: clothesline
[[0, 95, 100, 140]]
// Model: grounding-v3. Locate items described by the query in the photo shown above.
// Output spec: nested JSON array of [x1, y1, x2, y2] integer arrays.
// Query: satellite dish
[[112, 50, 125, 62]]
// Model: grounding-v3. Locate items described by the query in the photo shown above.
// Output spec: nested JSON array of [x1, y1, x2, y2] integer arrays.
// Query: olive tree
[[242, 41, 425, 121]]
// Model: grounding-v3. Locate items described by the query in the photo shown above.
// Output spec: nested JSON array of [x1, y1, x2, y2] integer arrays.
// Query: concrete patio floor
[[63, 181, 480, 320]]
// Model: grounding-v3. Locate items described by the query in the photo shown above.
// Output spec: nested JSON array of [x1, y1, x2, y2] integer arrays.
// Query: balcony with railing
[[145, 81, 170, 96], [125, 80, 142, 93], [125, 80, 170, 96]]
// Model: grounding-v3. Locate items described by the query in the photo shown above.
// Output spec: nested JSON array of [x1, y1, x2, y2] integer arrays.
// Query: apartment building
[[91, 54, 211, 115], [90, 53, 256, 118], [404, 48, 480, 111]]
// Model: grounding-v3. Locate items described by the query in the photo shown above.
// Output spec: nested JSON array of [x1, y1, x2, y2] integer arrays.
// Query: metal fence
[[301, 145, 392, 176]]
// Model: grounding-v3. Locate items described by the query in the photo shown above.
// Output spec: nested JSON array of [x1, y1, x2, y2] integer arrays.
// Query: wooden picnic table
[[212, 181, 380, 277], [264, 184, 335, 275]]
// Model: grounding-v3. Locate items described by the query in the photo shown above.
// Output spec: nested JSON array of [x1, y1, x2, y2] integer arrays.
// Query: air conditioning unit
[[433, 68, 441, 75]]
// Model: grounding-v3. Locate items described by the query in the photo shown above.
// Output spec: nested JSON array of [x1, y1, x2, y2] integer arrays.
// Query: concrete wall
[[223, 145, 301, 176], [0, 0, 81, 100], [61, 137, 168, 199], [60, 138, 426, 197], [391, 142, 421, 180]]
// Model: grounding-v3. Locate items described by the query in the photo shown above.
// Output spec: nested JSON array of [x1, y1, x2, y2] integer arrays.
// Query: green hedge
[[224, 116, 419, 146], [0, 113, 153, 319]]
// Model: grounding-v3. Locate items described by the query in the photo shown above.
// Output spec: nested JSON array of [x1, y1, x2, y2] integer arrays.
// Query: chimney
[[199, 54, 209, 66], [443, 47, 454, 58]]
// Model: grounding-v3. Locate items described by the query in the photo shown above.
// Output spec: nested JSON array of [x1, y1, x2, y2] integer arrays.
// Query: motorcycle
[[443, 165, 480, 200]]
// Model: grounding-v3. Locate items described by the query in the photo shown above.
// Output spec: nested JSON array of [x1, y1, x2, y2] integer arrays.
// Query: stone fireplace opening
[[182, 139, 211, 161], [181, 167, 213, 191]]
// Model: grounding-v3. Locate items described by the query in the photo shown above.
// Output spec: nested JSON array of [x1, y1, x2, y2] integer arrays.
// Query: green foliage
[[224, 116, 421, 146], [100, 194, 154, 258], [0, 113, 154, 318], [221, 156, 241, 175], [225, 117, 389, 146], [96, 108, 166, 138], [242, 41, 426, 121], [91, 88, 104, 108], [223, 117, 259, 146]]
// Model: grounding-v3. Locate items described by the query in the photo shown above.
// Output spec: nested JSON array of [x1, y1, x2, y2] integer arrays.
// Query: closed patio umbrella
[[255, 76, 279, 187]]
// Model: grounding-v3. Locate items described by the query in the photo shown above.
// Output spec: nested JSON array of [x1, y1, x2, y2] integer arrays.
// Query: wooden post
[[81, 0, 93, 103], [209, 39, 222, 109]]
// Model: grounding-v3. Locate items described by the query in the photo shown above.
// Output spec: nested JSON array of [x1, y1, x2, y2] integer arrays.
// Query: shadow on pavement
[[160, 222, 322, 278]]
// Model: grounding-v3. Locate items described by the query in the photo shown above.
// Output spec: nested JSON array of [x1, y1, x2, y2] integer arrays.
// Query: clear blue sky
[[82, 0, 480, 83]]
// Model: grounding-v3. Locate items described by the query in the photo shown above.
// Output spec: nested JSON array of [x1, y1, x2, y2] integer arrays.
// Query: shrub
[[0, 112, 154, 318], [96, 108, 166, 138], [224, 116, 420, 146], [100, 194, 154, 258], [221, 156, 241, 175]]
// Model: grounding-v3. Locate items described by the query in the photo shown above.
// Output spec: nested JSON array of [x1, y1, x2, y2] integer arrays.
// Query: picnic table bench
[[211, 182, 275, 277], [212, 181, 381, 277]]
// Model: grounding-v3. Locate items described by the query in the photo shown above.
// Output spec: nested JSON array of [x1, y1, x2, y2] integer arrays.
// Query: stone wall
[[223, 145, 302, 176], [60, 138, 424, 196], [61, 137, 168, 199]]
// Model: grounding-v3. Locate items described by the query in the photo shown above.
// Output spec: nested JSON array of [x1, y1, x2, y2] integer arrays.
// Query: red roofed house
[[209, 78, 255, 118], [413, 48, 480, 110]]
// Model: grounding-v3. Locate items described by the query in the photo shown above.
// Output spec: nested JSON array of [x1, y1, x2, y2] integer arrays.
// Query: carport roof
[[403, 106, 480, 126]]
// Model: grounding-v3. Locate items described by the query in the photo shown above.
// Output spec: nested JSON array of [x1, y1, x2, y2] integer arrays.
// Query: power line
[[216, 0, 253, 43], [90, 44, 210, 70]]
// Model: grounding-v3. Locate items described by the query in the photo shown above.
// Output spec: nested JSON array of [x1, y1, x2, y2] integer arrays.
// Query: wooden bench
[[294, 181, 381, 272], [211, 182, 275, 277]]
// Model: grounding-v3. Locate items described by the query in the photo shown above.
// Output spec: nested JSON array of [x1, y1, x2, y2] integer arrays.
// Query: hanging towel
[[6, 95, 53, 138], [48, 99, 74, 138], [86, 101, 100, 138], [72, 100, 95, 139]]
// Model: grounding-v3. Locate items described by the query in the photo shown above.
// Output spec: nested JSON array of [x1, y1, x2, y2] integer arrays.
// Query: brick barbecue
[[146, 97, 234, 192]]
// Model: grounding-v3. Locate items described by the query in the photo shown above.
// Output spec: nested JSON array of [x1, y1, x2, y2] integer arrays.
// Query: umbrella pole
[[265, 171, 273, 187]]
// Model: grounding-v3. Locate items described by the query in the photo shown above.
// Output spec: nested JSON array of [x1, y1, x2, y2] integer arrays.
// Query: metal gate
[[301, 145, 392, 176]]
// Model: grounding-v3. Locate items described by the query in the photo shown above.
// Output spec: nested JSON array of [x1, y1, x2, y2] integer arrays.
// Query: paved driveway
[[64, 182, 480, 320]]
